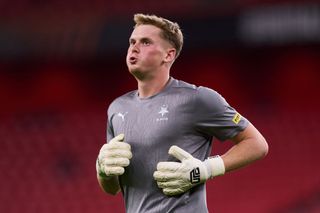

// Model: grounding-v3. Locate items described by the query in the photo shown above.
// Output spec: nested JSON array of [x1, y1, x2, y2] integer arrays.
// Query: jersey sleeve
[[193, 86, 249, 141]]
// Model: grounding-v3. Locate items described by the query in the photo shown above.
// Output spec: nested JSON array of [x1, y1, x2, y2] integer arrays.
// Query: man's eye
[[129, 39, 135, 45], [143, 41, 150, 45]]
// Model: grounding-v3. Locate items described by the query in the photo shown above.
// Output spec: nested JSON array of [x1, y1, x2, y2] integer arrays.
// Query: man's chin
[[129, 69, 146, 80]]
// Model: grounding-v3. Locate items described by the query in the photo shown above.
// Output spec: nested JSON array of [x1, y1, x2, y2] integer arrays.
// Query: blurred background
[[1, 0, 320, 212]]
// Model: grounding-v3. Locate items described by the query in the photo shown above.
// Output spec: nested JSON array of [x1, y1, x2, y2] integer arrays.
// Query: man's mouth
[[129, 56, 137, 64]]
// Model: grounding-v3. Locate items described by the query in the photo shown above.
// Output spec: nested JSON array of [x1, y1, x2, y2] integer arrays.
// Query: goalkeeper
[[96, 13, 268, 213]]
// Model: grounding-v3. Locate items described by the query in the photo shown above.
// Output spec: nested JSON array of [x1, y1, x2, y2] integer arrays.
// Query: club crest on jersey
[[156, 105, 169, 121]]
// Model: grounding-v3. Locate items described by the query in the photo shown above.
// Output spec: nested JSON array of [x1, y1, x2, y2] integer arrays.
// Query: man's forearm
[[222, 137, 267, 172], [222, 123, 268, 173], [97, 174, 121, 195]]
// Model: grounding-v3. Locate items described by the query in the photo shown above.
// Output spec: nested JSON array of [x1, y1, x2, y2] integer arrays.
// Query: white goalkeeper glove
[[96, 134, 132, 178], [153, 145, 225, 196]]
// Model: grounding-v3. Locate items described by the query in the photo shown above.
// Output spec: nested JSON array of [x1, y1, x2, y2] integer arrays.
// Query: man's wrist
[[204, 155, 225, 179]]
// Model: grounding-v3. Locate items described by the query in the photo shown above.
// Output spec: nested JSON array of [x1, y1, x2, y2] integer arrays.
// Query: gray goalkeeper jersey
[[106, 77, 248, 213]]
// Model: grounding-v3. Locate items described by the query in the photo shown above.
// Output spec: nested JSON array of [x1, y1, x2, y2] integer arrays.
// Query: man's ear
[[164, 48, 176, 63]]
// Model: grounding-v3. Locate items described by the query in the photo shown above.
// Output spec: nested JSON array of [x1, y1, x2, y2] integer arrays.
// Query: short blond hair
[[134, 13, 184, 59]]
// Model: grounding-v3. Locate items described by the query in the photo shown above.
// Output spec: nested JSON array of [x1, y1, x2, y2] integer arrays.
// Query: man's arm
[[97, 175, 121, 195], [222, 122, 268, 173], [96, 134, 132, 196], [153, 122, 268, 196]]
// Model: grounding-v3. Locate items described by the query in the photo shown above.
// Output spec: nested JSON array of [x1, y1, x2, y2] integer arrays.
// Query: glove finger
[[168, 145, 193, 162], [106, 142, 131, 151], [153, 171, 179, 181], [157, 180, 184, 188], [105, 149, 133, 159], [163, 187, 185, 196], [99, 143, 110, 154], [107, 142, 131, 150], [110, 133, 125, 143], [156, 162, 181, 172], [104, 166, 125, 176], [104, 158, 130, 167]]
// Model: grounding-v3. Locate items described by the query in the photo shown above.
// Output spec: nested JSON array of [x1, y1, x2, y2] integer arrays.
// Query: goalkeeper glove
[[96, 134, 132, 177], [153, 145, 225, 196]]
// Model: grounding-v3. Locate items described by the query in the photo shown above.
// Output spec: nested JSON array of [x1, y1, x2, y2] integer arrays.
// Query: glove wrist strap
[[205, 155, 225, 178]]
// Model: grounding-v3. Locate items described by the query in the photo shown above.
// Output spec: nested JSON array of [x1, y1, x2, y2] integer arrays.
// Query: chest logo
[[157, 105, 169, 121], [117, 112, 128, 121]]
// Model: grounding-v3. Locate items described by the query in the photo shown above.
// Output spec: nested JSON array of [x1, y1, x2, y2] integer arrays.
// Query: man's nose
[[131, 43, 139, 53]]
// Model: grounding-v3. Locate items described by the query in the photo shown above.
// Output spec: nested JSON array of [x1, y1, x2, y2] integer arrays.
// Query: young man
[[96, 13, 268, 213]]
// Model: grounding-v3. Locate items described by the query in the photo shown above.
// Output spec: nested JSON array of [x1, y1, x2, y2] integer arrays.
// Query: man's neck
[[137, 74, 170, 98]]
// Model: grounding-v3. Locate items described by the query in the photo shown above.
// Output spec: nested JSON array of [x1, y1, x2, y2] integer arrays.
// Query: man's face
[[126, 24, 171, 77]]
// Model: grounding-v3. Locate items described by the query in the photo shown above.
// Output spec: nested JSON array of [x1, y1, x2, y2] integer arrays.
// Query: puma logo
[[117, 112, 128, 121]]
